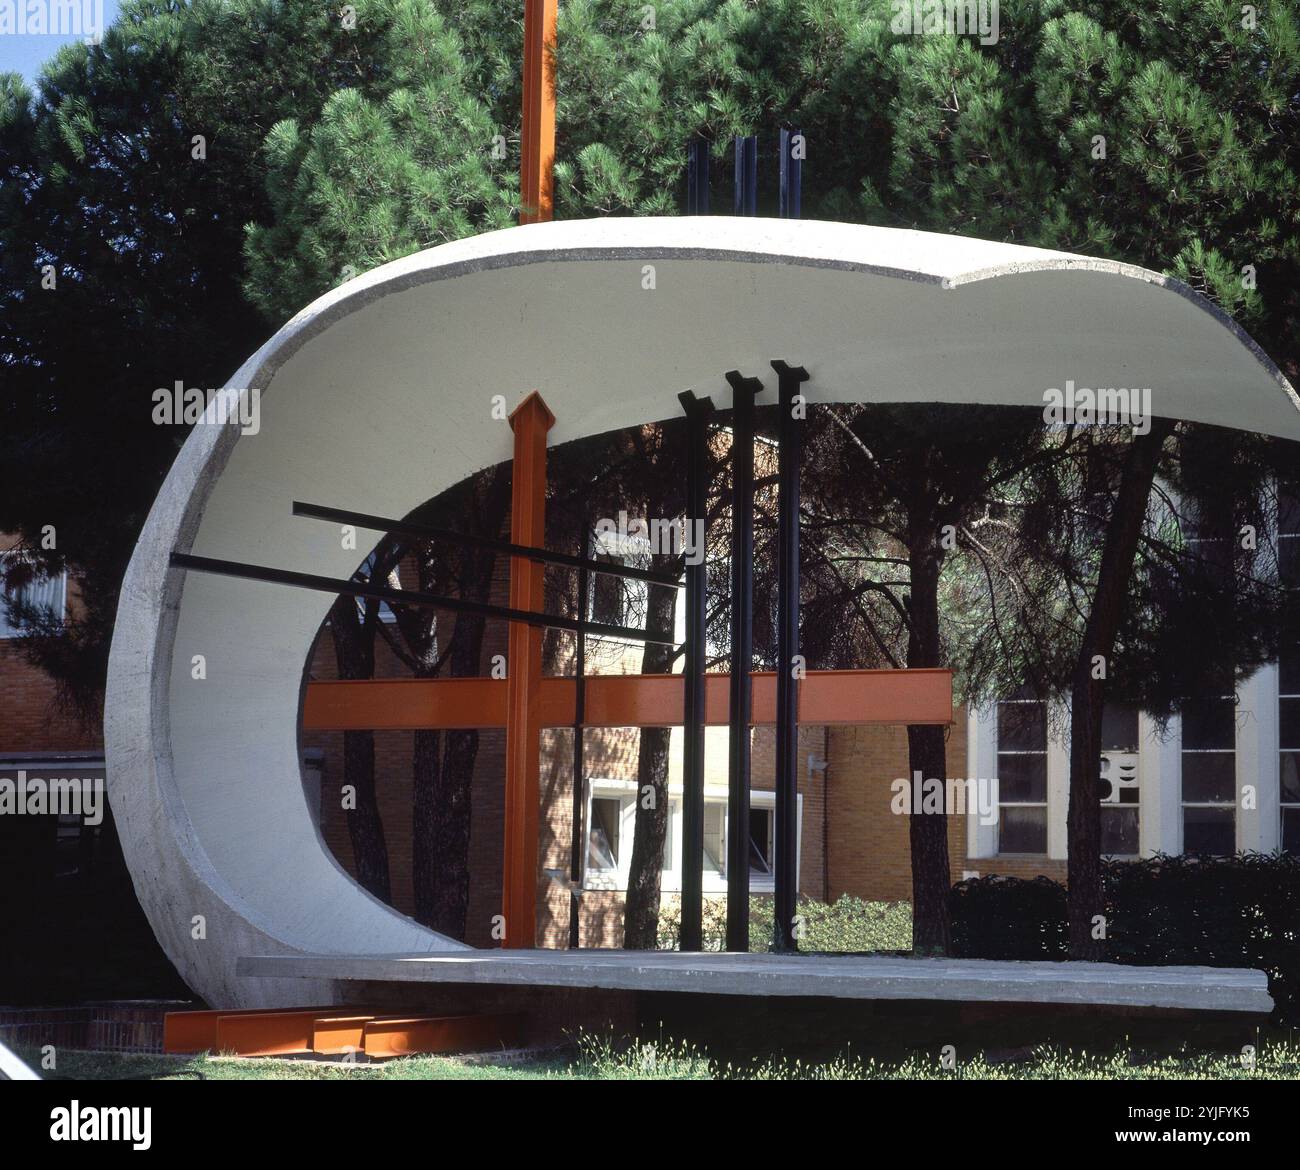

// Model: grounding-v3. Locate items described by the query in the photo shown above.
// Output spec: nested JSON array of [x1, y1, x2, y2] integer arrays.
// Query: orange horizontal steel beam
[[164, 1005, 348, 1054], [361, 1013, 523, 1058], [302, 669, 952, 731]]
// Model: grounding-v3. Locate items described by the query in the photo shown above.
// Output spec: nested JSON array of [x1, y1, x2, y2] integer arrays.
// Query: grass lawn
[[18, 1036, 1300, 1081]]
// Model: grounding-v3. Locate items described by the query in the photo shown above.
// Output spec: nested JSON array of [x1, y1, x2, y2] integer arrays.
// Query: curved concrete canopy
[[105, 216, 1300, 1008]]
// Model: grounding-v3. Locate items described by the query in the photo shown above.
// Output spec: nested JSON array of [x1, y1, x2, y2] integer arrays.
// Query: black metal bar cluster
[[734, 136, 758, 216], [779, 128, 803, 220], [686, 136, 710, 215], [682, 132, 804, 219], [772, 360, 810, 951], [569, 560, 588, 949], [674, 360, 808, 956], [724, 370, 761, 953], [677, 389, 714, 952]]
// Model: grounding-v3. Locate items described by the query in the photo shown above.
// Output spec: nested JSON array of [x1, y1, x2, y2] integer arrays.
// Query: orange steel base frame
[[300, 390, 955, 953], [163, 1008, 521, 1059]]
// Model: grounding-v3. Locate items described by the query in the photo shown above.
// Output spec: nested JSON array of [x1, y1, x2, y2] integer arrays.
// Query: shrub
[[949, 875, 1068, 960], [656, 894, 912, 953], [949, 853, 1300, 1023]]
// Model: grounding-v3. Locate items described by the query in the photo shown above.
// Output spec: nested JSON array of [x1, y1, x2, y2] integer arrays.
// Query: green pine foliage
[[242, 0, 515, 321]]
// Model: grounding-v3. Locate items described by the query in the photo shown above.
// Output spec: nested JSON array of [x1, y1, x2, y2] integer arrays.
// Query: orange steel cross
[[500, 392, 554, 946], [302, 392, 954, 949]]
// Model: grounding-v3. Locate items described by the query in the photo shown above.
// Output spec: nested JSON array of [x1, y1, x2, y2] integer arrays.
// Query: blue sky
[[0, 1, 122, 88]]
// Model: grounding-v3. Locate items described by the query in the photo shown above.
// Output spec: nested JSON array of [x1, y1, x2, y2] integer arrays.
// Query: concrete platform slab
[[237, 951, 1272, 1014]]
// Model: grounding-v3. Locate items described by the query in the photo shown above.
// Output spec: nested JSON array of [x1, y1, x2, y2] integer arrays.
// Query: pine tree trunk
[[327, 595, 391, 903], [906, 532, 951, 956], [410, 465, 511, 940], [411, 725, 445, 929], [622, 575, 679, 949], [1067, 419, 1173, 957]]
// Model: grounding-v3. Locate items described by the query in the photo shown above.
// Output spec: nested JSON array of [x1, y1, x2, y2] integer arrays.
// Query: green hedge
[[950, 874, 1067, 960], [950, 854, 1300, 1023], [657, 894, 912, 953]]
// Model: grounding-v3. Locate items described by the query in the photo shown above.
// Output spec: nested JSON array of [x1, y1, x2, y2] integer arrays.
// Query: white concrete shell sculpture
[[105, 217, 1300, 1009]]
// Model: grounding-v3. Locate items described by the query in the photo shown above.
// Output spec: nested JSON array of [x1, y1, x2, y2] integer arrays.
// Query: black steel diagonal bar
[[292, 500, 681, 587], [168, 553, 678, 646]]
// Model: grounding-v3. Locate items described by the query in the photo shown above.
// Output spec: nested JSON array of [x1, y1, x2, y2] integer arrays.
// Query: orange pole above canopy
[[520, 0, 558, 223], [303, 668, 954, 732]]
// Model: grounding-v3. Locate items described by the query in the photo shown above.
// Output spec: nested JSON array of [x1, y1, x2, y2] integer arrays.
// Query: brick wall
[[0, 1002, 185, 1055], [825, 722, 968, 904]]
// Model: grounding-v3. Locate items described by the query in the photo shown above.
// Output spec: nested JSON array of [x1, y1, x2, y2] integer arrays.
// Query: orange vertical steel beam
[[501, 391, 555, 948], [520, 0, 558, 224]]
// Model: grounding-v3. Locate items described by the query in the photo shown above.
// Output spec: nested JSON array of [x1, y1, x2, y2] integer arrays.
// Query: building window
[[996, 696, 1048, 854], [1280, 484, 1300, 855], [583, 783, 679, 891], [1181, 695, 1236, 856], [706, 796, 785, 890], [1278, 483, 1300, 590], [1182, 496, 1235, 590], [587, 795, 623, 875], [749, 806, 774, 877], [1099, 703, 1140, 856], [703, 800, 726, 877], [0, 554, 67, 639], [582, 782, 791, 892], [1282, 646, 1300, 855]]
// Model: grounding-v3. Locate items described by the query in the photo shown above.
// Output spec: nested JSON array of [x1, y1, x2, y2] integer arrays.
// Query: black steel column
[[779, 127, 802, 219], [569, 560, 588, 949], [677, 390, 713, 952], [772, 359, 809, 952], [724, 371, 761, 953], [734, 135, 757, 216], [687, 136, 710, 215]]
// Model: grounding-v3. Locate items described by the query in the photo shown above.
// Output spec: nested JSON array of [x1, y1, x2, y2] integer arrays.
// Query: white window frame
[[1178, 695, 1238, 856], [581, 779, 800, 894], [1280, 666, 1300, 854], [0, 552, 67, 640], [1098, 704, 1141, 859], [582, 780, 641, 892], [994, 697, 1050, 856], [1279, 484, 1300, 854]]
